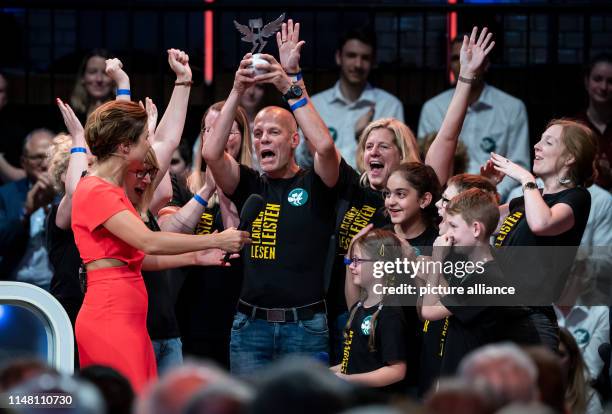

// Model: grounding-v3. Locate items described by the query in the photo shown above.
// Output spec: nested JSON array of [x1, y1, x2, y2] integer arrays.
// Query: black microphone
[[222, 194, 265, 263]]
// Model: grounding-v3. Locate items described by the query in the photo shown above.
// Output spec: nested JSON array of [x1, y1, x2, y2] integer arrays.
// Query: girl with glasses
[[330, 228, 411, 394]]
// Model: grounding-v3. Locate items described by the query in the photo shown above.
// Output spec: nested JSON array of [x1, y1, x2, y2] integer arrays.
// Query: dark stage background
[[1, 0, 611, 155]]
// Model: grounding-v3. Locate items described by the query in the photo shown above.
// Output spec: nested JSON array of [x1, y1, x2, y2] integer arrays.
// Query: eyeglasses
[[130, 168, 158, 179], [343, 256, 378, 266]]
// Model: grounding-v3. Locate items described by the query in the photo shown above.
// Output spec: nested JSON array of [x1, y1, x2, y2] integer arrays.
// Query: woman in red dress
[[71, 100, 249, 393]]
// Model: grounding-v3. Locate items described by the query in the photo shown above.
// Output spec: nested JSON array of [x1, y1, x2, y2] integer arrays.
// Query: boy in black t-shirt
[[419, 189, 515, 378], [203, 21, 346, 375]]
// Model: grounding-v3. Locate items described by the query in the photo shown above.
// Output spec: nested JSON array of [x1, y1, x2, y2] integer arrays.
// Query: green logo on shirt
[[480, 137, 496, 153], [573, 328, 590, 345], [329, 127, 338, 142], [361, 315, 372, 335], [288, 188, 308, 207]]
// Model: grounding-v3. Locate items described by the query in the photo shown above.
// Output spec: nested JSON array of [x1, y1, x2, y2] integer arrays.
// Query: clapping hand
[[277, 19, 305, 74], [25, 172, 56, 215], [168, 48, 192, 83], [480, 159, 505, 186], [145, 97, 158, 140], [489, 152, 534, 185], [56, 98, 84, 141], [459, 26, 495, 79]]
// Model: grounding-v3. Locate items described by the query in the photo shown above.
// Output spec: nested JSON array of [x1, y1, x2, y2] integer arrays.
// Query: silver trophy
[[233, 13, 285, 54]]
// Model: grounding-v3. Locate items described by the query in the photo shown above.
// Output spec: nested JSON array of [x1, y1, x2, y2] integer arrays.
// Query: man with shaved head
[[203, 20, 344, 375], [0, 128, 56, 287]]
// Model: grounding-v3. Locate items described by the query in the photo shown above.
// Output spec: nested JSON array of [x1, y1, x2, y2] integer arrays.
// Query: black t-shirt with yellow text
[[229, 165, 339, 308], [341, 303, 408, 394], [328, 160, 389, 316], [167, 174, 244, 347]]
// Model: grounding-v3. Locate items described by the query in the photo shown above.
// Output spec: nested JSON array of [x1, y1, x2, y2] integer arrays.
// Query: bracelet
[[286, 71, 302, 81], [457, 75, 478, 85], [193, 194, 208, 207], [290, 97, 308, 112], [522, 181, 538, 192], [70, 147, 87, 154], [175, 80, 194, 87], [116, 89, 131, 96]]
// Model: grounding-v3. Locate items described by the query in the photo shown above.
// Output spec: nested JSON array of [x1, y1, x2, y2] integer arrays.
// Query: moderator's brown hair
[[547, 118, 597, 187], [446, 188, 500, 238], [84, 100, 147, 161]]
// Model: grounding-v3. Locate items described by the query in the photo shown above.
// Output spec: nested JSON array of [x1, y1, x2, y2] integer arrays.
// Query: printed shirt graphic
[[341, 304, 409, 393], [229, 164, 339, 308], [327, 159, 389, 317]]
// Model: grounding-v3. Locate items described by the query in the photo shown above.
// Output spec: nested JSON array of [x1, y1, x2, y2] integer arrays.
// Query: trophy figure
[[233, 13, 285, 54]]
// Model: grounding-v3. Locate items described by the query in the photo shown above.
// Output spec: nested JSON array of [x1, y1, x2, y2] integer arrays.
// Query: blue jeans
[[230, 311, 329, 376], [152, 337, 183, 376]]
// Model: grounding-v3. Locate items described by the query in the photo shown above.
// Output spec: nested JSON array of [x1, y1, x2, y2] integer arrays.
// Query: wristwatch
[[282, 84, 303, 102], [522, 181, 538, 192]]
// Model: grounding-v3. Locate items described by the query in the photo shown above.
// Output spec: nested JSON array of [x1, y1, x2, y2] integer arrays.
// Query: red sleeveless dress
[[72, 176, 156, 393]]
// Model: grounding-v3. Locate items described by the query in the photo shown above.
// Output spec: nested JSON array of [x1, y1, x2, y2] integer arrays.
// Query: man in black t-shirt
[[203, 21, 345, 375]]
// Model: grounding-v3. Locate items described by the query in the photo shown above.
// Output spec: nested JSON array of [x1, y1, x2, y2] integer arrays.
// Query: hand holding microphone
[[222, 194, 265, 263]]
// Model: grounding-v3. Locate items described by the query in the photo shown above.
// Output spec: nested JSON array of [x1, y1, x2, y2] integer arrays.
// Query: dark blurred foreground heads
[[249, 357, 359, 414]]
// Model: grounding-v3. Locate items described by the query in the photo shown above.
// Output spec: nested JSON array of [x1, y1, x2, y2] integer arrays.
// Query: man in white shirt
[[297, 27, 404, 169], [418, 37, 529, 202]]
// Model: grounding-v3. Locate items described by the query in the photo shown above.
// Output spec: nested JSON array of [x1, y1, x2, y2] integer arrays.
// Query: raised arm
[[105, 58, 131, 102], [425, 27, 495, 185], [265, 19, 340, 187], [151, 49, 192, 181], [202, 57, 253, 195], [55, 98, 90, 230], [103, 209, 249, 255]]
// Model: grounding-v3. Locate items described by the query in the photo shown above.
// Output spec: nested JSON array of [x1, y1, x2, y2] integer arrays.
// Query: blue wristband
[[290, 97, 308, 112], [70, 147, 87, 154], [287, 71, 302, 81], [116, 89, 131, 96], [193, 194, 208, 207]]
